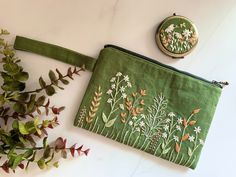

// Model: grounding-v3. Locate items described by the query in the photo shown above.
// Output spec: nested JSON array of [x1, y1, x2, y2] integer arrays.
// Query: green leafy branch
[[0, 29, 89, 173]]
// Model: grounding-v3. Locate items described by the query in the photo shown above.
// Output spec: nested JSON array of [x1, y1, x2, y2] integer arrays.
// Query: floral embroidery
[[101, 72, 132, 130], [77, 71, 206, 168], [85, 86, 102, 123], [160, 22, 197, 54], [120, 89, 146, 145]]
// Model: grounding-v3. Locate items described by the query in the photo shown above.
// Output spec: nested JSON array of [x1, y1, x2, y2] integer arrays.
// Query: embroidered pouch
[[14, 36, 227, 169]]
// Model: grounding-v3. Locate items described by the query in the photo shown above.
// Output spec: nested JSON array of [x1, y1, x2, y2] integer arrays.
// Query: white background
[[1, 0, 236, 176]]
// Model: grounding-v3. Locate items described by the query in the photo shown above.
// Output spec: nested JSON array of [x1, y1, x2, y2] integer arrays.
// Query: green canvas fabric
[[14, 36, 222, 169]]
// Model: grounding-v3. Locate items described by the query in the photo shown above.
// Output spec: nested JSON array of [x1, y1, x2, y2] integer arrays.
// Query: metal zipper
[[104, 44, 228, 89]]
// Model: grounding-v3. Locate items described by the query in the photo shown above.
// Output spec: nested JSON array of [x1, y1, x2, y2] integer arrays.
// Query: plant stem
[[23, 68, 83, 94]]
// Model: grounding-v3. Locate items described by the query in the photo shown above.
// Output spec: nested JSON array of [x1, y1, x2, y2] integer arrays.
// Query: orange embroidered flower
[[192, 108, 200, 115], [175, 143, 180, 153], [132, 92, 137, 97], [181, 133, 189, 141], [183, 118, 187, 128], [189, 120, 196, 126], [140, 99, 145, 105], [140, 89, 146, 96]]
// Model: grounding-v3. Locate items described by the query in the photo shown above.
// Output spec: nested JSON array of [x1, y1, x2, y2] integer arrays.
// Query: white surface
[[0, 0, 236, 176]]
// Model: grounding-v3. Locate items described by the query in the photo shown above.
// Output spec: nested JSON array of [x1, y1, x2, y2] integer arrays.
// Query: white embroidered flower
[[121, 93, 127, 99], [162, 132, 167, 139], [110, 77, 116, 82], [128, 120, 133, 126], [174, 32, 182, 39], [111, 84, 116, 89], [139, 121, 145, 127], [136, 127, 140, 132], [116, 72, 122, 77], [132, 116, 137, 120], [127, 82, 132, 88], [107, 98, 113, 103], [168, 112, 175, 118], [119, 86, 125, 92], [165, 24, 175, 33], [173, 135, 179, 142], [194, 126, 201, 134], [182, 29, 192, 39], [141, 114, 145, 118], [176, 125, 181, 131], [163, 124, 169, 131], [177, 118, 183, 124], [188, 135, 195, 142], [165, 118, 171, 123], [124, 75, 129, 82], [199, 139, 204, 145], [119, 104, 124, 110], [180, 23, 186, 28], [106, 89, 112, 95]]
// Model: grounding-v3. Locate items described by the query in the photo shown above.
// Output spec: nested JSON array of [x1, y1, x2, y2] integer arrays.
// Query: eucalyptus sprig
[[0, 29, 89, 173]]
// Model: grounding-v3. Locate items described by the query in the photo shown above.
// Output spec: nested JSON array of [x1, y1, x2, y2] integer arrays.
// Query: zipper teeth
[[104, 44, 221, 88]]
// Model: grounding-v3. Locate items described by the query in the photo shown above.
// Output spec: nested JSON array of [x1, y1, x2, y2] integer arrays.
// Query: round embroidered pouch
[[156, 14, 198, 58]]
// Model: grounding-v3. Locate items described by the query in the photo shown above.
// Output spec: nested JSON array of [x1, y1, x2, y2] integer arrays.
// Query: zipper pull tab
[[212, 81, 229, 88]]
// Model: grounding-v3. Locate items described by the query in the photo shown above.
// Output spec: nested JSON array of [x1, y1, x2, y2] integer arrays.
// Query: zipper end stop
[[212, 81, 229, 88]]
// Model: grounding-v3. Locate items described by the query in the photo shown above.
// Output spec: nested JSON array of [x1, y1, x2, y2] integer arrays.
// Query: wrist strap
[[14, 36, 96, 72]]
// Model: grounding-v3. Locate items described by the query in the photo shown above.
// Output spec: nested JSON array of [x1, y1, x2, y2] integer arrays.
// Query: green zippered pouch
[[14, 36, 227, 169]]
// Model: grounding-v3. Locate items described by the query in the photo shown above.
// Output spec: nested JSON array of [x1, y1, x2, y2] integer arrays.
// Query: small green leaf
[[14, 71, 29, 81], [12, 120, 19, 130], [43, 145, 51, 159], [53, 161, 59, 168], [16, 93, 29, 102], [188, 147, 193, 157], [3, 62, 20, 75], [45, 86, 55, 96], [102, 113, 108, 123], [12, 154, 23, 170], [43, 137, 48, 148], [25, 121, 36, 134], [49, 70, 58, 84], [19, 122, 29, 135], [1, 72, 14, 82], [13, 102, 26, 114], [60, 79, 69, 85], [37, 158, 46, 169], [2, 81, 25, 91], [23, 149, 33, 159], [39, 77, 46, 88], [0, 94, 5, 107], [36, 96, 46, 105], [105, 117, 117, 127], [162, 147, 171, 154]]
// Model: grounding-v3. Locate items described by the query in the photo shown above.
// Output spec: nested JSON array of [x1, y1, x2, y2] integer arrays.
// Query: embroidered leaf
[[182, 133, 189, 141], [175, 143, 180, 153], [189, 120, 196, 126], [162, 147, 171, 154], [188, 147, 193, 157], [105, 117, 117, 127], [183, 118, 187, 128], [161, 142, 165, 150], [192, 108, 200, 114], [102, 113, 108, 123]]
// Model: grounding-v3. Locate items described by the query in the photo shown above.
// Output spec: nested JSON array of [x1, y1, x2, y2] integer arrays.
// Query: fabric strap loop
[[14, 36, 96, 72]]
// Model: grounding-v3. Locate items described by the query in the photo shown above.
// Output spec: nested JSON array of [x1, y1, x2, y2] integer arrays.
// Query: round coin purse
[[156, 14, 198, 58]]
